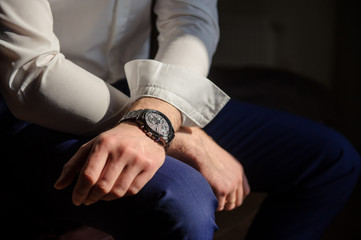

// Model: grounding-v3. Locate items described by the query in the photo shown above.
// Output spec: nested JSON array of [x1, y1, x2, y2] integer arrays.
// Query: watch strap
[[118, 109, 143, 123]]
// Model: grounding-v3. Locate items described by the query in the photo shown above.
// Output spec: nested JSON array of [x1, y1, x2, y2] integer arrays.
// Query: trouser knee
[[111, 157, 218, 240], [303, 126, 361, 200], [152, 157, 218, 239]]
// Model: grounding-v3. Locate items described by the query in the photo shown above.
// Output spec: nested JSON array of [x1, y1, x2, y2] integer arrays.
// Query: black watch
[[118, 109, 175, 150]]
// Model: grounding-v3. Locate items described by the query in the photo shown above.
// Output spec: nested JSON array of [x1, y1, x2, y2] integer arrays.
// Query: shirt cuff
[[124, 59, 230, 127]]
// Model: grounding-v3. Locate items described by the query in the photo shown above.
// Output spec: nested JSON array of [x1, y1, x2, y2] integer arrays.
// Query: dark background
[[213, 0, 360, 150], [211, 0, 361, 239]]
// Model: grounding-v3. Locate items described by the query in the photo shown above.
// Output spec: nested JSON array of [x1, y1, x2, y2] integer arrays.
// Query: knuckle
[[81, 170, 97, 185], [62, 163, 72, 173], [111, 185, 126, 198], [127, 186, 140, 195], [223, 180, 232, 189], [140, 157, 152, 169], [97, 134, 116, 147], [131, 155, 150, 168], [93, 181, 110, 195], [130, 155, 142, 165], [244, 186, 251, 195], [96, 134, 107, 145], [110, 190, 123, 199], [237, 175, 243, 184], [121, 146, 138, 158], [217, 189, 228, 198]]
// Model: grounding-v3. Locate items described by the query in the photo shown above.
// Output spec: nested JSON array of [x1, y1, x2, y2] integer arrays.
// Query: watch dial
[[145, 112, 169, 136]]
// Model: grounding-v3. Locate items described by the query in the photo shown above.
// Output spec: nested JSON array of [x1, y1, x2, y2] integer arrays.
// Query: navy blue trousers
[[1, 89, 360, 239]]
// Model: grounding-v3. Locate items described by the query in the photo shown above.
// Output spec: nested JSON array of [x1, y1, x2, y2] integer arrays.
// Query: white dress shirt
[[0, 0, 229, 135]]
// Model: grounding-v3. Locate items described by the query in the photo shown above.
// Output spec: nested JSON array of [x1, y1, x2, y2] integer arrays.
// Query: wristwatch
[[118, 109, 175, 150]]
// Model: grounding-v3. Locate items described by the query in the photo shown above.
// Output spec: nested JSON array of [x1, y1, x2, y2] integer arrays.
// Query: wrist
[[119, 104, 177, 150], [115, 122, 165, 152], [167, 127, 206, 170], [128, 97, 182, 131]]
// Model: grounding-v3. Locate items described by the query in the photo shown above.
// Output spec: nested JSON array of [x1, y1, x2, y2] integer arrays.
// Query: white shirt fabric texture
[[0, 0, 230, 136]]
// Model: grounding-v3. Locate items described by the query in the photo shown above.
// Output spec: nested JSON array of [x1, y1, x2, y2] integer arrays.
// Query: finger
[[242, 173, 251, 198], [216, 194, 226, 212], [126, 170, 154, 196], [72, 144, 109, 206], [236, 187, 243, 207], [54, 142, 91, 190], [84, 154, 127, 205], [102, 164, 143, 201], [224, 191, 237, 211]]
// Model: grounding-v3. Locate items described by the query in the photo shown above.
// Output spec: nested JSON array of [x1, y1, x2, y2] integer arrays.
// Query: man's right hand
[[167, 127, 250, 211]]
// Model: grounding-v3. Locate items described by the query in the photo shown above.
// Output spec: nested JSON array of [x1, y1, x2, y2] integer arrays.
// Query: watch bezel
[[118, 109, 175, 150], [143, 110, 174, 142]]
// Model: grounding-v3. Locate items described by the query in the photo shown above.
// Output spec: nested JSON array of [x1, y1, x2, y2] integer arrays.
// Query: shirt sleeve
[[0, 0, 130, 135], [125, 0, 230, 127]]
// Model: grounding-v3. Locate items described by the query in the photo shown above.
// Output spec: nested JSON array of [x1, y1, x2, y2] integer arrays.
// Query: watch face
[[145, 111, 170, 137]]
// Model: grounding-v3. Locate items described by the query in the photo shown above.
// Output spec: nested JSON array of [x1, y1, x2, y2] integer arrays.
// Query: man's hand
[[54, 97, 182, 206], [167, 127, 250, 211], [54, 122, 166, 206]]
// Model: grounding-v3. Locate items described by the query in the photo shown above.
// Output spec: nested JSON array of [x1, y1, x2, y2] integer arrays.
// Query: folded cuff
[[124, 59, 230, 127]]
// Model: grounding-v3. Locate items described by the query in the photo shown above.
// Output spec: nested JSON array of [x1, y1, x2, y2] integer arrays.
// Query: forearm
[[167, 126, 206, 170]]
